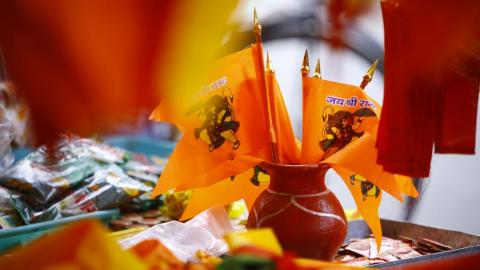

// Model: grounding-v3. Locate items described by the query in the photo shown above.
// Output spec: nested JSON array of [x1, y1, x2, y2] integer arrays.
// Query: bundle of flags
[[150, 10, 418, 248]]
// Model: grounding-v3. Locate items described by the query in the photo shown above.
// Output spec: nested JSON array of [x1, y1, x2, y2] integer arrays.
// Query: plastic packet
[[2, 158, 100, 207], [12, 164, 152, 224], [0, 134, 131, 207], [119, 206, 233, 262]]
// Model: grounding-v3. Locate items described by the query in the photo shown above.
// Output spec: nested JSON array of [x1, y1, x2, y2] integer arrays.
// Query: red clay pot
[[247, 163, 347, 261]]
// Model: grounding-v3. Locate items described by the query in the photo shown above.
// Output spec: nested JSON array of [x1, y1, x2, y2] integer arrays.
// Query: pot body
[[247, 163, 347, 261]]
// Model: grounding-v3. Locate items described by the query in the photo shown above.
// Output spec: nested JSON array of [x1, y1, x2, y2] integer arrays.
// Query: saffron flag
[[0, 221, 147, 270], [332, 165, 383, 248], [301, 77, 380, 164], [181, 168, 269, 220], [266, 71, 300, 164], [301, 76, 417, 248], [150, 44, 272, 197], [0, 1, 238, 145]]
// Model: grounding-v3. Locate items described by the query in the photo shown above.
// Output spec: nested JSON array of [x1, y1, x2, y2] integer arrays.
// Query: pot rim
[[260, 161, 330, 171]]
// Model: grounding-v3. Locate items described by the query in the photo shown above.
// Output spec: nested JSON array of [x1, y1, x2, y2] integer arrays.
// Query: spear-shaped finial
[[253, 8, 262, 43], [266, 51, 274, 73], [301, 49, 310, 76], [360, 59, 379, 89], [313, 58, 322, 79]]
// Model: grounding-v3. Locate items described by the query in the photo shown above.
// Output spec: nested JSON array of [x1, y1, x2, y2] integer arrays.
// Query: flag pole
[[301, 50, 310, 141], [253, 8, 279, 163], [360, 59, 379, 89]]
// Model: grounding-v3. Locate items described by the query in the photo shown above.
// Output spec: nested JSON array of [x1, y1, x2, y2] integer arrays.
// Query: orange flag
[[0, 1, 238, 145], [332, 165, 383, 249], [181, 169, 269, 220], [301, 77, 380, 164], [150, 44, 271, 197], [300, 76, 418, 248], [266, 71, 300, 164], [0, 221, 147, 270]]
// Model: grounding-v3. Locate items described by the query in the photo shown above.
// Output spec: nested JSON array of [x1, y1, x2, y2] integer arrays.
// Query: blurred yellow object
[[224, 228, 283, 256], [0, 220, 148, 270], [344, 208, 362, 221], [160, 189, 192, 220], [227, 200, 247, 219]]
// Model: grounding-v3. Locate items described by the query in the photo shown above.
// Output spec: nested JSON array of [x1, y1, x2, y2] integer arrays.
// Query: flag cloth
[[151, 44, 272, 197], [178, 70, 298, 220], [300, 76, 418, 247], [181, 168, 269, 220], [301, 77, 380, 164], [266, 71, 300, 164], [378, 0, 480, 177], [331, 165, 383, 249]]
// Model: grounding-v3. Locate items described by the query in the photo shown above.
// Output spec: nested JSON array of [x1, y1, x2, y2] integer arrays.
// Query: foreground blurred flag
[[151, 44, 272, 196], [0, 1, 237, 145], [0, 221, 147, 270]]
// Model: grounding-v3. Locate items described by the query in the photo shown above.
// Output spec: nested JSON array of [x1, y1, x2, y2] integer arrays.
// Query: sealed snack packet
[[0, 134, 130, 207], [12, 164, 151, 224]]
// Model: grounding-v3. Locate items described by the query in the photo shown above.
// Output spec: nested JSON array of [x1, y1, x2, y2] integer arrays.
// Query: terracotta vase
[[247, 163, 347, 261]]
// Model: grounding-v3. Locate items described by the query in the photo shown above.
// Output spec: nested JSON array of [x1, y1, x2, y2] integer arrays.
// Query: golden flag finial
[[253, 8, 262, 43], [301, 49, 310, 75], [360, 59, 379, 89], [266, 51, 274, 73], [313, 58, 322, 79]]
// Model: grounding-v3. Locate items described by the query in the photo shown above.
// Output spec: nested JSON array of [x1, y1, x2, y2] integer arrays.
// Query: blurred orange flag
[[150, 44, 272, 197], [0, 220, 147, 270], [0, 1, 237, 145]]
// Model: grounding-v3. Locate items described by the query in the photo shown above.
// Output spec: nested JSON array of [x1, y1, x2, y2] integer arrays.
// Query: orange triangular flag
[[332, 165, 383, 249], [181, 169, 268, 220], [266, 71, 300, 164], [301, 77, 380, 164], [151, 44, 272, 197]]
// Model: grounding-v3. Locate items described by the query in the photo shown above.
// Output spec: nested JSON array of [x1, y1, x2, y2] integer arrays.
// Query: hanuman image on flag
[[187, 87, 241, 152], [320, 107, 376, 157]]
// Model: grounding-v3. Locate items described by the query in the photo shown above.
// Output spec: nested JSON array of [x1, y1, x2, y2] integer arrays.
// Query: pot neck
[[262, 163, 330, 195]]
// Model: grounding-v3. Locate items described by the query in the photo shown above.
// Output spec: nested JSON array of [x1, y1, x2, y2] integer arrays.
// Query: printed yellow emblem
[[350, 174, 381, 201]]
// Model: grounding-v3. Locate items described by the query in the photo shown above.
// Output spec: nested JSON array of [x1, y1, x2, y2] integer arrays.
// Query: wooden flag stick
[[253, 8, 278, 163]]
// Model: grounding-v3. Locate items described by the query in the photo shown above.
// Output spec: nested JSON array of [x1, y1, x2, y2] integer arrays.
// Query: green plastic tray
[[0, 209, 120, 253]]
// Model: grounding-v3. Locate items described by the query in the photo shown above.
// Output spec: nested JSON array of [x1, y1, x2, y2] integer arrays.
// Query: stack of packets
[[0, 206, 365, 270], [0, 134, 172, 228], [336, 235, 453, 266]]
